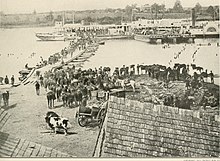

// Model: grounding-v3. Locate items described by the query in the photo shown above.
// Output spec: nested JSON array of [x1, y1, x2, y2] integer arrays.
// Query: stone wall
[[93, 113, 107, 157], [96, 96, 220, 157]]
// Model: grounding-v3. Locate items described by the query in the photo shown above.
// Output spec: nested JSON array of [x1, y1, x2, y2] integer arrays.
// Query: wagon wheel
[[98, 108, 106, 128], [78, 116, 88, 127]]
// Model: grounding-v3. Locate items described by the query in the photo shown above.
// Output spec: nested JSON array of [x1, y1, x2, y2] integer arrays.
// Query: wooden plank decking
[[0, 108, 73, 157], [0, 132, 73, 157], [0, 109, 10, 130]]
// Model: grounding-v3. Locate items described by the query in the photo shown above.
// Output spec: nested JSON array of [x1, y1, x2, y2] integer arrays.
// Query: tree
[[25, 17, 30, 24], [36, 17, 40, 23], [151, 3, 165, 13], [45, 11, 54, 22], [194, 3, 202, 13], [84, 16, 95, 25], [151, 3, 159, 13], [124, 4, 138, 21], [49, 11, 54, 21], [33, 10, 37, 15], [206, 6, 215, 15], [214, 7, 219, 20], [98, 16, 114, 24], [125, 4, 137, 15], [15, 16, 20, 21], [56, 15, 62, 21], [0, 11, 4, 16], [160, 4, 166, 13], [206, 6, 215, 20], [173, 0, 184, 13], [105, 8, 114, 13]]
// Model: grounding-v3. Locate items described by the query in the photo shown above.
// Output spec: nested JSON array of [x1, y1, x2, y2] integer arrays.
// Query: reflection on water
[[84, 39, 219, 72], [0, 27, 219, 85], [83, 39, 219, 85], [0, 27, 68, 82]]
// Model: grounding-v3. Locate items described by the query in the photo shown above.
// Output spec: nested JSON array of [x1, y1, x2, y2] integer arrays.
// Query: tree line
[[0, 1, 219, 27]]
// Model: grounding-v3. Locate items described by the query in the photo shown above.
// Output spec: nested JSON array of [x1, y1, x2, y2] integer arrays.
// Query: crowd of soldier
[[37, 60, 218, 110]]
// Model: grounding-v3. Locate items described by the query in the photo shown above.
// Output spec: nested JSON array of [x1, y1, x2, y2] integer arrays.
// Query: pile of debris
[[125, 75, 219, 113]]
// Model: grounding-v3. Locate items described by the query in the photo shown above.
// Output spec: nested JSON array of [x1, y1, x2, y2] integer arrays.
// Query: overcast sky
[[0, 0, 219, 14]]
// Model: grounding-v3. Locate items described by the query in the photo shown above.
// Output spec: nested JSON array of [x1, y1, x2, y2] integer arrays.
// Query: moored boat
[[189, 21, 220, 38], [134, 34, 151, 43], [18, 69, 31, 81], [98, 41, 105, 45], [35, 31, 79, 41], [95, 34, 133, 40], [35, 32, 65, 41], [35, 18, 79, 41], [134, 28, 195, 44]]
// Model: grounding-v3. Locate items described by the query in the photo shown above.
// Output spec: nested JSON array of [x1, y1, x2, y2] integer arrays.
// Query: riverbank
[[1, 83, 99, 157], [1, 63, 219, 158], [0, 36, 103, 157], [1, 27, 219, 85], [0, 30, 219, 158], [0, 23, 54, 29], [21, 42, 99, 85], [1, 63, 219, 157]]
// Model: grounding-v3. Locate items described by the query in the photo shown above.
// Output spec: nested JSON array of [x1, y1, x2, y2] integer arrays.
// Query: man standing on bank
[[2, 91, 9, 106], [35, 81, 40, 95], [4, 75, 9, 84], [209, 71, 214, 84], [11, 75, 15, 85]]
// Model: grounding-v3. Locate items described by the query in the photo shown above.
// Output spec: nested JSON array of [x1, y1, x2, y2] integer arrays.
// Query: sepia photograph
[[0, 0, 219, 159]]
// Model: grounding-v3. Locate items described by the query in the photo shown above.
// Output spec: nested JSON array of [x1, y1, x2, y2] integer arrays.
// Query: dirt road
[[1, 83, 99, 157]]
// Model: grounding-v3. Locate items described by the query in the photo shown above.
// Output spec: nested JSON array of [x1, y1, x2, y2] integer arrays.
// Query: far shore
[[0, 23, 54, 29]]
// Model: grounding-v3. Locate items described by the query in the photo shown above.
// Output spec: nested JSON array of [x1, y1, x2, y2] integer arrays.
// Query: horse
[[115, 78, 136, 92], [2, 91, 9, 106], [191, 64, 203, 74], [47, 91, 56, 108], [0, 77, 3, 84]]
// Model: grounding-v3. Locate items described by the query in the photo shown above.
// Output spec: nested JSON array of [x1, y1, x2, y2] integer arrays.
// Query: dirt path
[[1, 83, 99, 157]]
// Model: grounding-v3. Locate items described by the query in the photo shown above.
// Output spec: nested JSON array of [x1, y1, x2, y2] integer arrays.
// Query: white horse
[[115, 78, 136, 92]]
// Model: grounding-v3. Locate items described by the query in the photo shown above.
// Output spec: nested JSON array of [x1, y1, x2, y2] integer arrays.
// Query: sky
[[0, 0, 219, 14]]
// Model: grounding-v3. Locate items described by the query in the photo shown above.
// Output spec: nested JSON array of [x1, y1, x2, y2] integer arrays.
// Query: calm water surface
[[84, 39, 219, 82], [0, 27, 68, 82], [0, 27, 219, 84]]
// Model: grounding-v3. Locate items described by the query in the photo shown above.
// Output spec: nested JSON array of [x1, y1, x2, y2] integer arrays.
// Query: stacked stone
[[101, 96, 220, 157]]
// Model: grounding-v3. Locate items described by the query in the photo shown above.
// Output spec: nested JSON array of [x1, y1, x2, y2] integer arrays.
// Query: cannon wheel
[[78, 116, 88, 127]]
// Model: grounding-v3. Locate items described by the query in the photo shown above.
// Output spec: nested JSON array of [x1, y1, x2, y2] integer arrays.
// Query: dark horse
[[47, 91, 56, 108]]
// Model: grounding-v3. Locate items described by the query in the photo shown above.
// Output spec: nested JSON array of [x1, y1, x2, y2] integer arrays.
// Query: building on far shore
[[140, 4, 151, 13]]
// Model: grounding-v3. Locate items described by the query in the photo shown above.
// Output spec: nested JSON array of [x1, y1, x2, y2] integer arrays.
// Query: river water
[[0, 27, 219, 84], [0, 27, 68, 82]]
